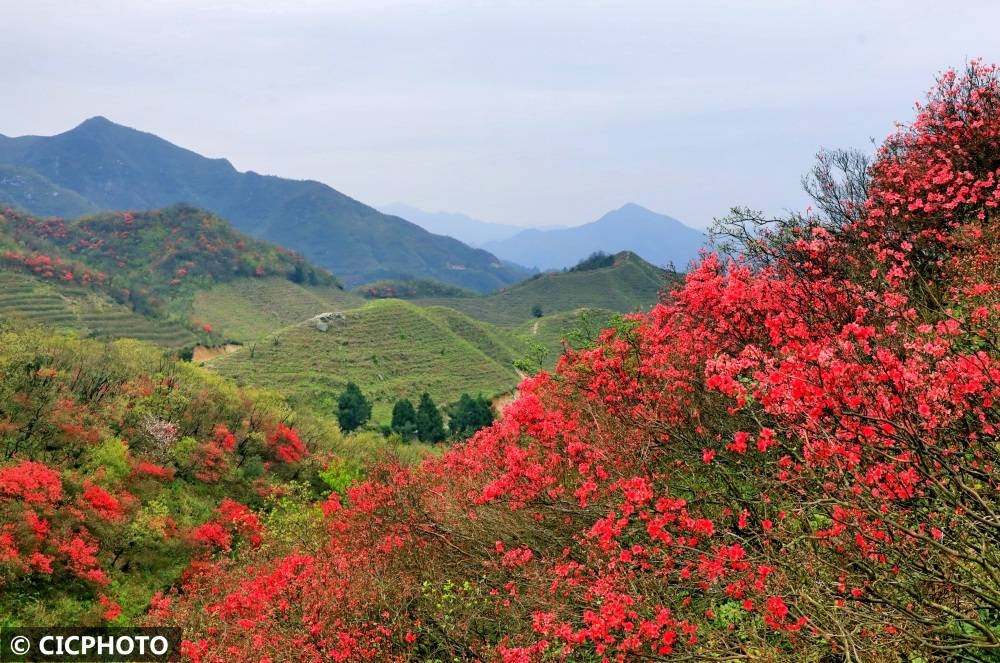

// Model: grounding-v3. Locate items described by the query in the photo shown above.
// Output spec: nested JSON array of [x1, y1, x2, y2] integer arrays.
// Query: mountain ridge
[[0, 117, 530, 291]]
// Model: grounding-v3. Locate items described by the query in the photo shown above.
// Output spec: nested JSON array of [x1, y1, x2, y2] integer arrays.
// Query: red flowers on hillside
[[150, 62, 1000, 661]]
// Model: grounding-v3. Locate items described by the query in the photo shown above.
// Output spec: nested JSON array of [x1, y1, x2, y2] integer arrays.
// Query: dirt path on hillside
[[192, 344, 242, 362], [532, 320, 540, 335]]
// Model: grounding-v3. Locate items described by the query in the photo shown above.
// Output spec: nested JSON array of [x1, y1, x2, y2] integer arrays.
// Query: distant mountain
[[481, 203, 705, 271], [378, 202, 525, 246], [0, 117, 530, 291]]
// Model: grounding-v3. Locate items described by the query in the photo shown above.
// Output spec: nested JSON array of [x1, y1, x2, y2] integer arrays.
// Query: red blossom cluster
[[0, 335, 320, 625], [268, 424, 307, 464], [153, 63, 1000, 661]]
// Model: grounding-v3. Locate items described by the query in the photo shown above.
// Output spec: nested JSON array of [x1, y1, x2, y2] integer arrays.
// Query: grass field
[[205, 299, 528, 425], [0, 272, 196, 347], [190, 278, 363, 341], [514, 307, 620, 366], [415, 251, 670, 327]]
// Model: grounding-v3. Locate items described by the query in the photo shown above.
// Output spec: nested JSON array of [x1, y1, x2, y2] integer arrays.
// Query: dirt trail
[[532, 320, 540, 335], [192, 344, 242, 362], [492, 389, 519, 417]]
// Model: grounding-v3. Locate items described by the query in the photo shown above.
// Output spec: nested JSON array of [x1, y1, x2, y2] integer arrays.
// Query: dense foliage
[[356, 278, 477, 300], [0, 324, 345, 626], [415, 392, 446, 444], [145, 63, 1000, 661], [0, 204, 337, 321], [566, 250, 616, 273], [390, 399, 418, 441], [447, 393, 495, 440]]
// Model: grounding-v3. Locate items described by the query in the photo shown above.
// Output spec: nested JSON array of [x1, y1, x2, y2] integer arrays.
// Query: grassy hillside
[[0, 118, 532, 291], [192, 278, 364, 342], [416, 250, 671, 327], [207, 299, 528, 424], [514, 307, 619, 367]]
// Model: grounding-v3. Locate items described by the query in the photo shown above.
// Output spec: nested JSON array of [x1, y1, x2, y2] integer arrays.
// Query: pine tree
[[415, 392, 445, 443], [390, 398, 418, 442], [448, 393, 495, 439], [336, 382, 371, 433]]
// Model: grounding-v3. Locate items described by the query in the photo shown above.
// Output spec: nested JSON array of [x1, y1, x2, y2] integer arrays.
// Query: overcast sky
[[3, 1, 999, 229]]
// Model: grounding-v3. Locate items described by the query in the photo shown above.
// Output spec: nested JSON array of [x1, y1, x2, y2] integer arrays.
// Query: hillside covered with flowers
[[0, 204, 338, 322], [142, 63, 1000, 661]]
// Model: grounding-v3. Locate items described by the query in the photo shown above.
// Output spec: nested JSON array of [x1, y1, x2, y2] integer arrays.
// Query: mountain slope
[[482, 203, 705, 270], [191, 278, 364, 342], [416, 250, 672, 327], [0, 271, 197, 348], [207, 299, 528, 424], [378, 202, 526, 246], [0, 204, 346, 346], [0, 164, 98, 218], [0, 118, 530, 291]]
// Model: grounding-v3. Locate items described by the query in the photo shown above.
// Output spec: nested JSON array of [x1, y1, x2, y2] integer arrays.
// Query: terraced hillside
[[415, 251, 671, 327], [191, 278, 364, 342], [206, 299, 529, 424], [0, 271, 196, 347], [0, 204, 348, 346]]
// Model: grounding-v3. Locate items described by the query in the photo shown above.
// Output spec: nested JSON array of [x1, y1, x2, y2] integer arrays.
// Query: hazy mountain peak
[[76, 115, 115, 129], [482, 205, 705, 271], [378, 202, 525, 247]]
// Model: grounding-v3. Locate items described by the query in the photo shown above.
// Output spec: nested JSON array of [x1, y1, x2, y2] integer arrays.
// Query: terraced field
[[206, 299, 527, 424], [191, 278, 364, 341], [0, 272, 196, 347]]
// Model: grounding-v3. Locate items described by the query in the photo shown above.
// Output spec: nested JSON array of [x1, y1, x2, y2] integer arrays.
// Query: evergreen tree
[[336, 382, 371, 433], [448, 393, 495, 439], [415, 392, 445, 443], [390, 398, 418, 441]]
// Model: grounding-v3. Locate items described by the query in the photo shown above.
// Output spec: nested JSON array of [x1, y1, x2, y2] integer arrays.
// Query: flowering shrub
[[268, 424, 307, 464], [0, 325, 328, 626], [155, 63, 1000, 661]]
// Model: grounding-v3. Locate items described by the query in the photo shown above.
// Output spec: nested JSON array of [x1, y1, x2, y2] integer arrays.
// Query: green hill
[[191, 278, 364, 342], [416, 250, 672, 327], [206, 299, 529, 424], [0, 117, 532, 291], [0, 204, 344, 345]]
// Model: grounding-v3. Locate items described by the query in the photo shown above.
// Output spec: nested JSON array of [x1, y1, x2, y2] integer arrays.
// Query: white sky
[[3, 0, 999, 228]]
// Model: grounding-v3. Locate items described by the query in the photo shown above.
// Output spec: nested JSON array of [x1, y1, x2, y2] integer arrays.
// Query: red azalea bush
[[0, 326, 329, 626], [151, 63, 1000, 661]]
